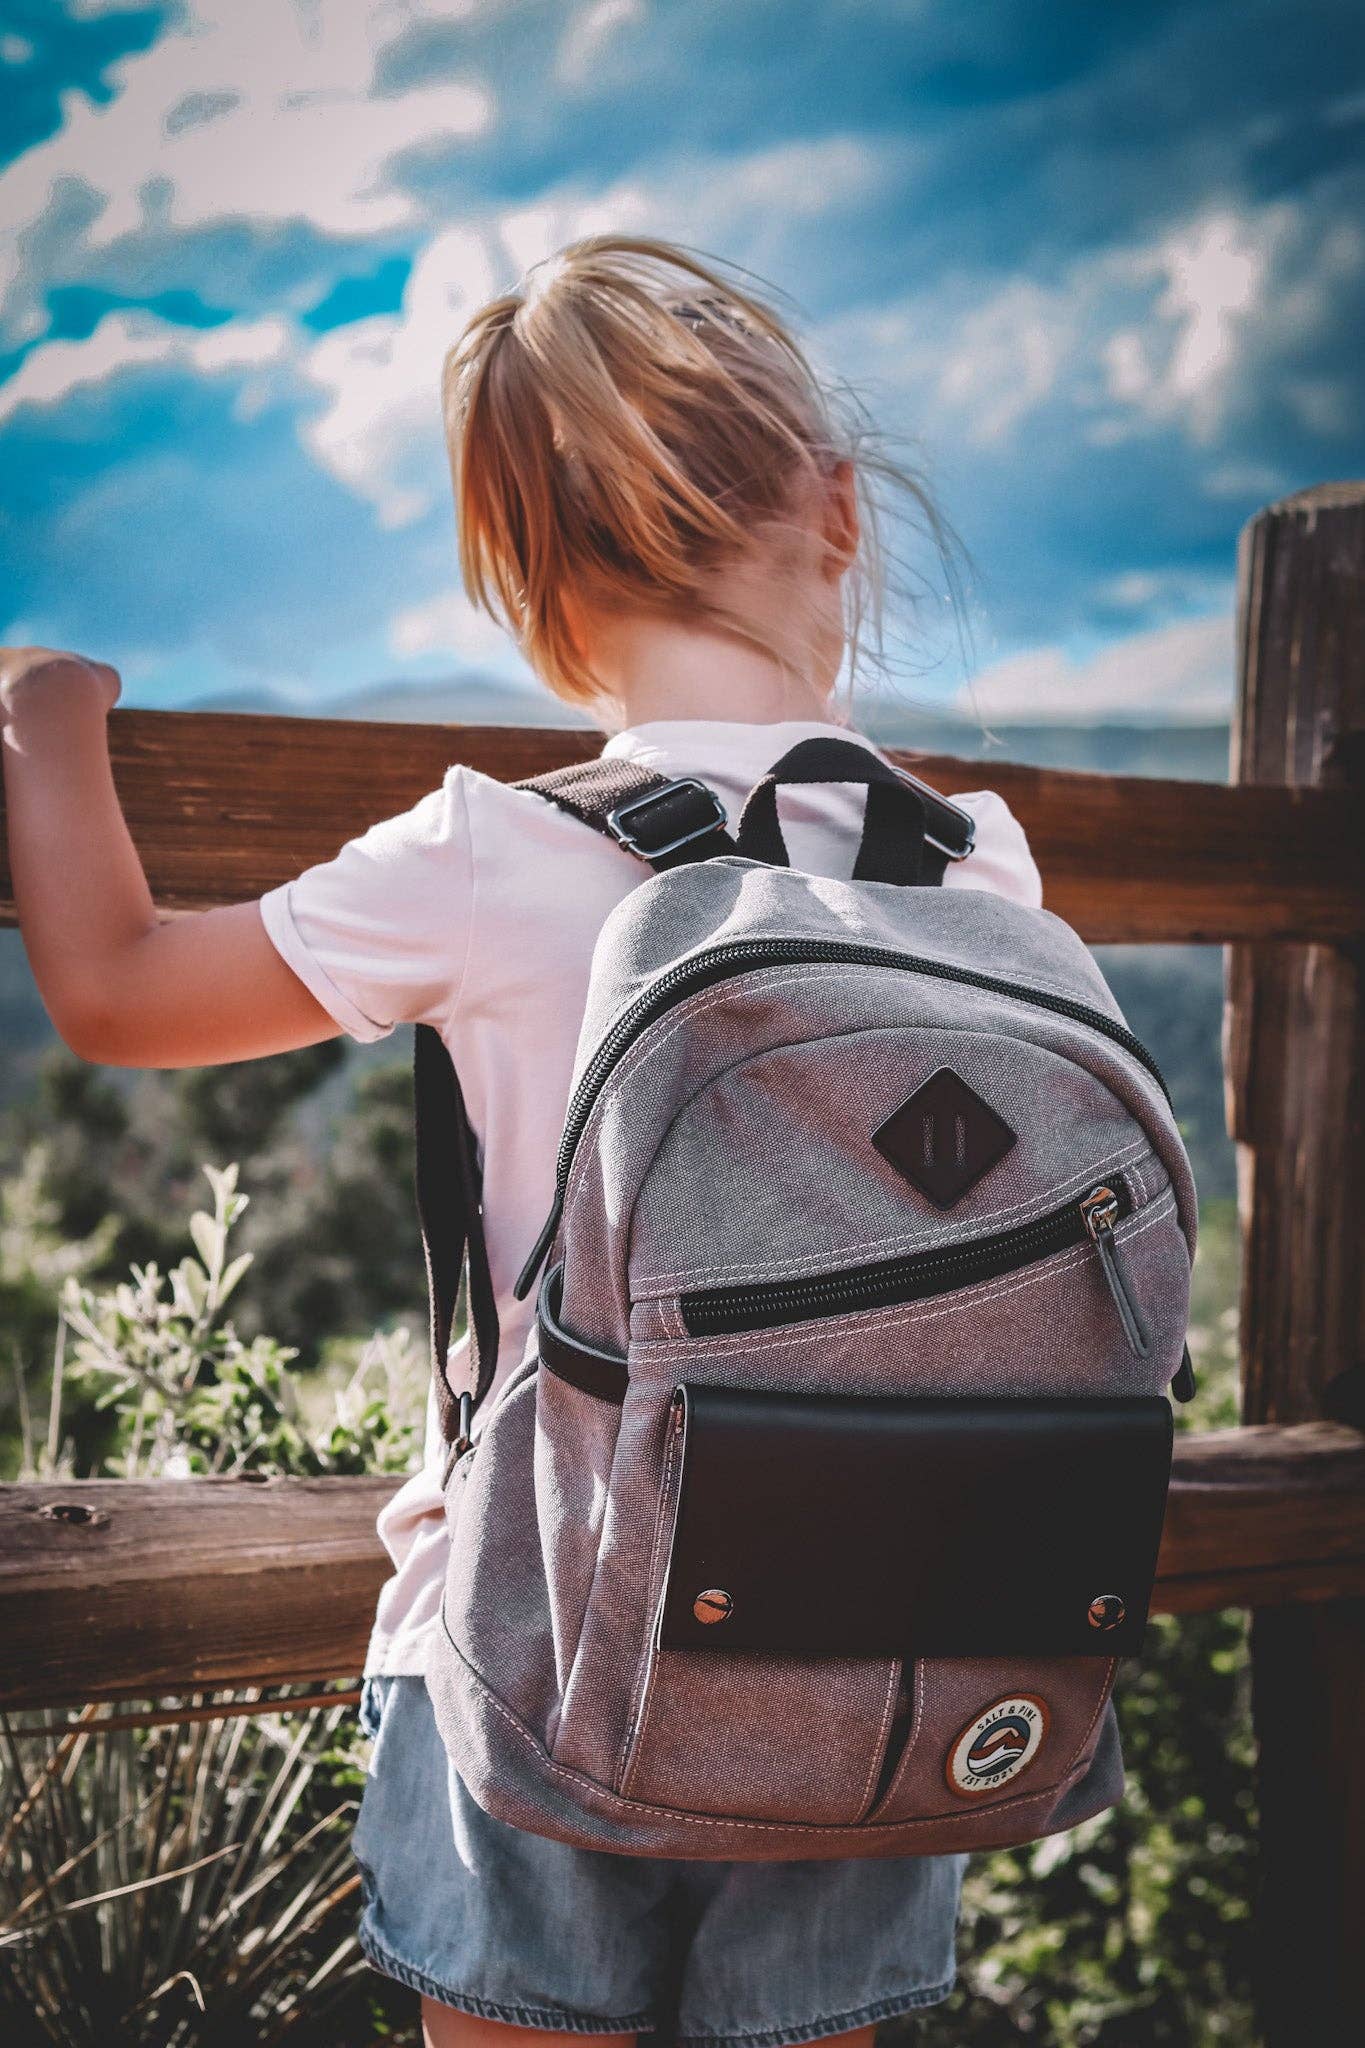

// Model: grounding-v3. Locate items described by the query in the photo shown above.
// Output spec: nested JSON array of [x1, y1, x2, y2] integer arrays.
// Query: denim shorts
[[352, 1674, 963, 2042]]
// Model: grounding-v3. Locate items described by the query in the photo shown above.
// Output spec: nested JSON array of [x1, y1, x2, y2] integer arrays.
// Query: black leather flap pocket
[[658, 1385, 1173, 1659]]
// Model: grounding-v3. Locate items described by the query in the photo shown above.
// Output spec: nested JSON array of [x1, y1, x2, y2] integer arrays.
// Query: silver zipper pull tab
[[1080, 1185, 1150, 1358]]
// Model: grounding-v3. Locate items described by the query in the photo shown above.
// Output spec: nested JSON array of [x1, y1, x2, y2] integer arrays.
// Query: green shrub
[[1, 1165, 424, 2046]]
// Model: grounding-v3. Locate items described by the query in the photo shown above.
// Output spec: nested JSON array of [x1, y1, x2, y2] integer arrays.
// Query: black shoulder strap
[[517, 756, 737, 867], [413, 1018, 496, 1449], [413, 758, 733, 1448]]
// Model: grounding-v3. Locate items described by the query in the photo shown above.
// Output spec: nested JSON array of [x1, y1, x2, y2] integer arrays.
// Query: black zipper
[[515, 937, 1171, 1301], [680, 1173, 1139, 1336]]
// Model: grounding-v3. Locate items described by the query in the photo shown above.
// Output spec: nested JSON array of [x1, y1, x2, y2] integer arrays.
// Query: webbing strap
[[518, 756, 737, 867], [414, 758, 728, 1443], [734, 737, 974, 886]]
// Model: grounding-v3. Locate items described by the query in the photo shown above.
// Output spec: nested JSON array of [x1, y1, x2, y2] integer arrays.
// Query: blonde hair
[[442, 234, 969, 711]]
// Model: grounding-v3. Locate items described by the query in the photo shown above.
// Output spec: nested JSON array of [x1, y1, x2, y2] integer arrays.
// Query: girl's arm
[[1, 646, 343, 1067]]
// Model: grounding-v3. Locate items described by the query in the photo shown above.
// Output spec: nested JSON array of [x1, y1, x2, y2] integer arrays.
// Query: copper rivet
[[1088, 1594, 1126, 1631], [694, 1589, 733, 1625]]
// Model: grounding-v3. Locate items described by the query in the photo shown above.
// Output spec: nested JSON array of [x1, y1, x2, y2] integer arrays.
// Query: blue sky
[[1, 1, 1363, 724]]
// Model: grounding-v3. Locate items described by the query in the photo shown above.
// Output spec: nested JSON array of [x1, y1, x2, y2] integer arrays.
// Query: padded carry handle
[[734, 737, 967, 886]]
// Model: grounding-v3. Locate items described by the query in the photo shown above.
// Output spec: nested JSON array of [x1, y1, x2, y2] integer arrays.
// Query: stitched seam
[[532, 1373, 626, 1718], [564, 964, 868, 1232], [357, 1927, 656, 2031], [545, 1380, 633, 1749], [569, 973, 900, 1336], [857, 1659, 905, 1816], [635, 1136, 1158, 1291], [868, 1659, 1118, 1825], [616, 1410, 682, 1794], [564, 954, 1162, 1309], [870, 1655, 929, 1820], [630, 1193, 1177, 1360], [673, 1977, 957, 2045], [640, 1193, 1175, 1360], [442, 1608, 1086, 1837], [565, 955, 1147, 1237], [1067, 1657, 1120, 1776]]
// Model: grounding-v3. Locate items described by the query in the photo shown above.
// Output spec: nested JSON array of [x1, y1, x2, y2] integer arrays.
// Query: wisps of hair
[[442, 234, 972, 712]]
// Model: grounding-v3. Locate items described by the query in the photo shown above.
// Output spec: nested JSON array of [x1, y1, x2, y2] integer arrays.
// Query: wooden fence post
[[1226, 482, 1365, 2045]]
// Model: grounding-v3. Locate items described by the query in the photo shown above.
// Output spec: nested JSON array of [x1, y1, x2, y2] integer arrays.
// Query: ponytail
[[443, 235, 967, 711]]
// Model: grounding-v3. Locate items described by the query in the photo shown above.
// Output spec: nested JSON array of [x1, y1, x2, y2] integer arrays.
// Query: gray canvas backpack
[[414, 738, 1196, 1860]]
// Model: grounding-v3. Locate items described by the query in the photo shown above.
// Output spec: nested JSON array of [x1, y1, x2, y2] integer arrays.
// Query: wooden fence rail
[[0, 711, 1361, 943], [3, 1424, 1364, 1711]]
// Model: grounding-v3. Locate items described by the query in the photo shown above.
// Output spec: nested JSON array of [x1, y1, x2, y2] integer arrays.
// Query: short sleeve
[[257, 765, 474, 1042], [945, 788, 1043, 909]]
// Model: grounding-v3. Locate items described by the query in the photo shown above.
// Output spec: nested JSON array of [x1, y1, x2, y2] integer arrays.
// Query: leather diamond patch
[[872, 1067, 1016, 1209]]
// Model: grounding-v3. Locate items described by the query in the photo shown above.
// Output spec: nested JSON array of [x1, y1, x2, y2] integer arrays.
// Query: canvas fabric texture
[[426, 841, 1196, 1861]]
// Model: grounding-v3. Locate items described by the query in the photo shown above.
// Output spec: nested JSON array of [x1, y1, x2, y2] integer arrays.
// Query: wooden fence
[[1, 482, 1362, 2043]]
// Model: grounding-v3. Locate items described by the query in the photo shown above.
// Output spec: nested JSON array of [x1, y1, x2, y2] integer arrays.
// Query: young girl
[[2, 236, 1042, 2046]]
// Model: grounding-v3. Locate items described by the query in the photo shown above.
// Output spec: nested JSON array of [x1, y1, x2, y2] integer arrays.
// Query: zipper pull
[[514, 1195, 562, 1302], [1080, 1185, 1150, 1358], [1171, 1341, 1197, 1404]]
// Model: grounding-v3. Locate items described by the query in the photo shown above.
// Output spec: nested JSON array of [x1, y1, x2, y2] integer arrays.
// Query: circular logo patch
[[946, 1695, 1048, 1799]]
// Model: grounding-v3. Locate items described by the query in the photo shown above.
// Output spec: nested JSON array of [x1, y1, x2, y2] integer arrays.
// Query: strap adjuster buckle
[[606, 779, 728, 862], [890, 766, 976, 862]]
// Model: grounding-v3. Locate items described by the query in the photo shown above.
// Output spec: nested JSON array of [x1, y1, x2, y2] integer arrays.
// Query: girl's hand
[[0, 646, 121, 727]]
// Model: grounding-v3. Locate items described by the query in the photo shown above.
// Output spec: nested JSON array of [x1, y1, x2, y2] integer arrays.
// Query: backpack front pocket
[[655, 1383, 1171, 1661], [615, 1379, 1168, 1825]]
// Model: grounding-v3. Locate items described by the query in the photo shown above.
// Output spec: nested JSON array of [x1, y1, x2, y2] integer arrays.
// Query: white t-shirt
[[258, 718, 1043, 1675]]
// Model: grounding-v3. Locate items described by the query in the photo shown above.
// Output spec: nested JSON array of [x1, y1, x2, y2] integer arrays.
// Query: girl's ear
[[821, 458, 860, 579]]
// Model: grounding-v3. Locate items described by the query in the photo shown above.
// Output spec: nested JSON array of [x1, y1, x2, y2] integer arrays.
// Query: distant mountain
[[185, 674, 595, 729], [862, 709, 1230, 782], [181, 675, 1230, 782]]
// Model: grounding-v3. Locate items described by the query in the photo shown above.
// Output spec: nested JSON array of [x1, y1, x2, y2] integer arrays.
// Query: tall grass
[[1, 1694, 378, 2047], [1, 1165, 423, 2044]]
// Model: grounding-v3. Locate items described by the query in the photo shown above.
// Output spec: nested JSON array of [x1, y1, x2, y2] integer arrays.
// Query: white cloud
[[1102, 210, 1269, 441], [301, 223, 499, 527], [830, 190, 1364, 461], [1093, 566, 1233, 614], [0, 0, 494, 333], [296, 132, 894, 523], [389, 585, 515, 664], [956, 613, 1234, 725], [821, 264, 1090, 454], [936, 278, 1072, 446], [1099, 203, 1363, 444], [1202, 458, 1286, 501], [557, 0, 647, 89], [0, 310, 291, 426], [3, 110, 901, 539]]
